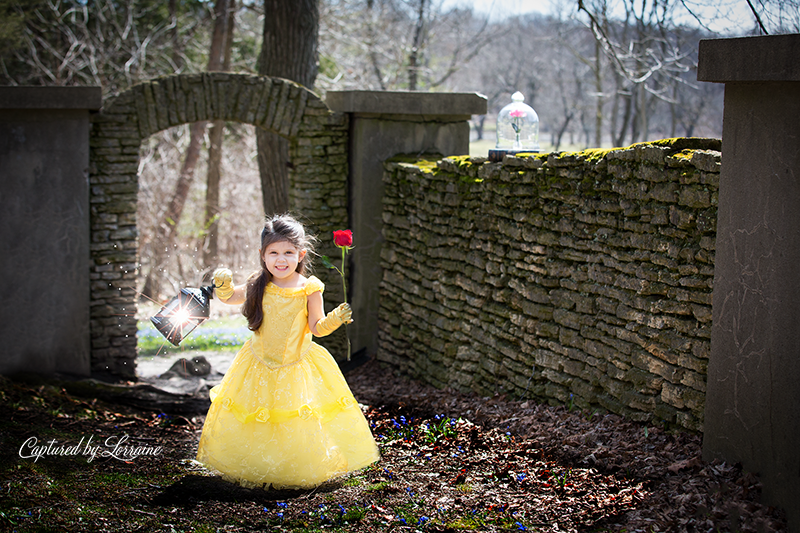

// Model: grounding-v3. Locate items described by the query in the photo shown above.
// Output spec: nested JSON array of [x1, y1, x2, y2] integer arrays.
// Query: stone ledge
[[326, 90, 487, 117], [0, 86, 102, 109], [698, 34, 800, 82]]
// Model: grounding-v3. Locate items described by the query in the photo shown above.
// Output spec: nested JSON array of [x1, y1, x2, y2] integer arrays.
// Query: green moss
[[416, 160, 439, 173], [634, 137, 721, 152], [448, 155, 473, 167], [579, 147, 618, 163], [365, 481, 392, 492], [671, 149, 694, 161]]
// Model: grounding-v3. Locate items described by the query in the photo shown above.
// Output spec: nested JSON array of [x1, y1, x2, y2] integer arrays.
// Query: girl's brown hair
[[242, 214, 315, 331]]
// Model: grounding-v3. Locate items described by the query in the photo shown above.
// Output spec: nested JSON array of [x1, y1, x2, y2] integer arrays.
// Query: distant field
[[470, 137, 573, 157]]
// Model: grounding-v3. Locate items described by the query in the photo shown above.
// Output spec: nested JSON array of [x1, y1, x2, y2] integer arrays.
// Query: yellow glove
[[213, 268, 235, 300], [315, 303, 352, 337]]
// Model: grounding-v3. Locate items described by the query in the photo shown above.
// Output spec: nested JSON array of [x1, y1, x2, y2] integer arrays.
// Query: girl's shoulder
[[303, 275, 324, 296]]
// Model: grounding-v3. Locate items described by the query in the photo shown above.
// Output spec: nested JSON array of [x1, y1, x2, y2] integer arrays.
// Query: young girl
[[196, 214, 379, 489]]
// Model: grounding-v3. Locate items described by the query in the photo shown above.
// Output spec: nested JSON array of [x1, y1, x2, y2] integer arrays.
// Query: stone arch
[[89, 72, 348, 379]]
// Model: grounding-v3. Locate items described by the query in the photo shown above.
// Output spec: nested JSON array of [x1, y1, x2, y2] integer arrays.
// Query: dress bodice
[[247, 276, 324, 367]]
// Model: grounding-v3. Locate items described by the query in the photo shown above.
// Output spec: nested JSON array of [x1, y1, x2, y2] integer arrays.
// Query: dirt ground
[[0, 359, 788, 532]]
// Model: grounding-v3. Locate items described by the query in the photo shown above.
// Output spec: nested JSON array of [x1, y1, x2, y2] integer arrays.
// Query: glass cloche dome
[[489, 91, 539, 161]]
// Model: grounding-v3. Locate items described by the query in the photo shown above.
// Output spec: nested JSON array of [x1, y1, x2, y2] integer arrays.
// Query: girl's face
[[262, 240, 306, 282]]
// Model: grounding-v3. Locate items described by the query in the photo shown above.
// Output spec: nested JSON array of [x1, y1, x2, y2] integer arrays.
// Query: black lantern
[[150, 286, 214, 346]]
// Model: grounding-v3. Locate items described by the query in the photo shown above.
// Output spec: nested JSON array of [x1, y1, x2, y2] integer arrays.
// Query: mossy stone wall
[[378, 138, 721, 432]]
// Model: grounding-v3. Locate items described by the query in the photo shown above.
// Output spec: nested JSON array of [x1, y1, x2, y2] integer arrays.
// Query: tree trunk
[[474, 115, 485, 141], [594, 40, 603, 147], [142, 120, 205, 300], [614, 89, 632, 147], [408, 0, 427, 91], [169, 0, 182, 70], [142, 0, 232, 300], [366, 0, 386, 90], [629, 86, 640, 143], [203, 0, 235, 270], [256, 0, 319, 215], [553, 111, 574, 152]]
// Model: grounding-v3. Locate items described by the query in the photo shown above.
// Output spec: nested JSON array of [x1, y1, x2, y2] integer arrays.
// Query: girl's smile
[[262, 240, 306, 285]]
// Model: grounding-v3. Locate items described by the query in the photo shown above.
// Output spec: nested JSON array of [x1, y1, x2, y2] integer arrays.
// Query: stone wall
[[89, 73, 349, 378], [326, 90, 487, 359], [699, 35, 800, 530], [0, 87, 101, 377], [377, 138, 721, 432]]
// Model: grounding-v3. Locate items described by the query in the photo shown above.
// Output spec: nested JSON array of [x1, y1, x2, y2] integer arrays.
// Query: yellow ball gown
[[196, 276, 380, 489]]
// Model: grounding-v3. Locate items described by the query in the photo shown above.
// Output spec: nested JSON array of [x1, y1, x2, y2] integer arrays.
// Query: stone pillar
[[0, 87, 102, 377], [699, 34, 800, 531], [325, 91, 487, 360]]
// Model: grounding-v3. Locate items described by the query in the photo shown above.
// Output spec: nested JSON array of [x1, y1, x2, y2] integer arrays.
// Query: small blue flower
[[418, 516, 429, 525], [516, 522, 527, 531], [277, 502, 287, 508]]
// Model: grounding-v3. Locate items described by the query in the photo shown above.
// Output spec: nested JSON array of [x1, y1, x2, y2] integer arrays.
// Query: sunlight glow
[[171, 307, 193, 328]]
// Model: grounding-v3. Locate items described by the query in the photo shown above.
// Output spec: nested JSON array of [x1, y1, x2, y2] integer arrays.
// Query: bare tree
[[142, 0, 233, 300], [203, 0, 236, 270], [0, 0, 206, 93], [753, 0, 799, 33], [317, 0, 497, 93], [573, 0, 701, 144], [256, 0, 319, 215]]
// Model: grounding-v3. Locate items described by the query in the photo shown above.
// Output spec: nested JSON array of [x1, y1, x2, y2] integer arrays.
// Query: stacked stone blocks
[[89, 73, 348, 378], [378, 138, 721, 432]]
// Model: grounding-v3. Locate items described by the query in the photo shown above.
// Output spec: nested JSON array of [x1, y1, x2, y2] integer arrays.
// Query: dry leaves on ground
[[346, 360, 788, 532]]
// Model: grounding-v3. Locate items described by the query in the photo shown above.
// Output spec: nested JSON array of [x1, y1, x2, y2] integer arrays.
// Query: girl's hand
[[313, 303, 352, 337], [334, 303, 353, 324], [213, 268, 235, 300]]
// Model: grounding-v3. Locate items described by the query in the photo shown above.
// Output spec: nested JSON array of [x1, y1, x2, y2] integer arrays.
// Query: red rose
[[328, 229, 353, 360], [333, 229, 353, 248]]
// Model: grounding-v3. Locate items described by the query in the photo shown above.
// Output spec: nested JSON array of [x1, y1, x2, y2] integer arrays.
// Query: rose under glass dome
[[489, 91, 539, 162]]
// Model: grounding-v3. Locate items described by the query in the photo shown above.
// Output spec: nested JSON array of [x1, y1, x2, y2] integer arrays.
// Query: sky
[[443, 0, 548, 20], [441, 0, 760, 34]]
